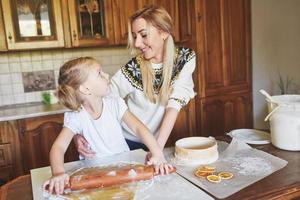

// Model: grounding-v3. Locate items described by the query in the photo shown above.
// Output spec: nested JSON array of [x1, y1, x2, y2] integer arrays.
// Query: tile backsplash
[[0, 47, 131, 106]]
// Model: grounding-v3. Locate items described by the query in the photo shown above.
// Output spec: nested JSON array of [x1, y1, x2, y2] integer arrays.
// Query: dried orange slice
[[218, 172, 233, 180], [206, 175, 221, 183], [194, 170, 213, 179], [196, 166, 216, 173]]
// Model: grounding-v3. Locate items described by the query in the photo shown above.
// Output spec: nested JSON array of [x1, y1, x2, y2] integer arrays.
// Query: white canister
[[267, 95, 300, 151]]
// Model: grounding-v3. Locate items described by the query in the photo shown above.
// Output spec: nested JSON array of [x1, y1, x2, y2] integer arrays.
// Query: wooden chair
[[0, 175, 32, 200]]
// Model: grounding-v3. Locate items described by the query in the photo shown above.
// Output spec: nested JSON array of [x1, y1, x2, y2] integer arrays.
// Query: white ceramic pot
[[267, 95, 300, 151]]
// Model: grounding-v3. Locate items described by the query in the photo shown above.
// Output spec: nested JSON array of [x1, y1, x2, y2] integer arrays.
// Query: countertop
[[0, 102, 69, 122]]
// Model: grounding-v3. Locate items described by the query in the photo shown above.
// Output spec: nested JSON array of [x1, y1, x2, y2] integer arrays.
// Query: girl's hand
[[43, 173, 70, 195], [146, 155, 174, 175], [73, 134, 96, 158]]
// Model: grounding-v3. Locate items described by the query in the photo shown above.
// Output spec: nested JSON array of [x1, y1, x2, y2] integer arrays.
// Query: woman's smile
[[131, 18, 165, 63]]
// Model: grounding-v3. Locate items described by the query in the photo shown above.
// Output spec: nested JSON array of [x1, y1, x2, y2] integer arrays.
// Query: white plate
[[227, 129, 270, 144]]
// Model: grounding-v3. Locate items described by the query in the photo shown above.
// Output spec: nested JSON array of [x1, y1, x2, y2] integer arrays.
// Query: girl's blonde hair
[[57, 57, 97, 111], [127, 5, 176, 104]]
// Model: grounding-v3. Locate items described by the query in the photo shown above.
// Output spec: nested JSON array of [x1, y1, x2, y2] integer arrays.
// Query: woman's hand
[[144, 152, 152, 163], [73, 134, 96, 158], [43, 173, 69, 195], [146, 154, 174, 175]]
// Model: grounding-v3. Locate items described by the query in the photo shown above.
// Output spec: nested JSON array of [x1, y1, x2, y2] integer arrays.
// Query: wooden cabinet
[[1, 0, 65, 50], [67, 0, 114, 47], [112, 0, 142, 45], [196, 0, 252, 137], [0, 0, 189, 49], [165, 0, 252, 144], [0, 114, 79, 180], [177, 0, 195, 45], [18, 114, 79, 174], [0, 0, 116, 49], [200, 92, 252, 136], [199, 0, 252, 97], [186, 0, 253, 137], [0, 121, 22, 182]]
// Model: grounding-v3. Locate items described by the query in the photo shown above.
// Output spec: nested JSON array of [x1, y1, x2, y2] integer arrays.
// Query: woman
[[74, 5, 196, 157]]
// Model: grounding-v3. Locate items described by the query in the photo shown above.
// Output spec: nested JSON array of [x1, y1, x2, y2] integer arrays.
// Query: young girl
[[43, 57, 172, 195]]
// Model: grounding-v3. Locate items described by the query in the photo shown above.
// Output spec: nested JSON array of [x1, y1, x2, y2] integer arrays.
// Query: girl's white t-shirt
[[63, 97, 130, 158]]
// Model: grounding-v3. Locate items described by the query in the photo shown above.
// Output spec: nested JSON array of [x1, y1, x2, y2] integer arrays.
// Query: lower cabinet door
[[200, 92, 253, 137], [0, 165, 13, 183], [0, 143, 12, 167], [19, 114, 79, 174], [0, 144, 13, 183]]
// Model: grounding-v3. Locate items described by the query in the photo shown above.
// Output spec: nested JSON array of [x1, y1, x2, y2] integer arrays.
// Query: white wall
[[252, 0, 300, 129]]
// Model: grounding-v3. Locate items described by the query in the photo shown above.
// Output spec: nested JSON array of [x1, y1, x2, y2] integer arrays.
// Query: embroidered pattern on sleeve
[[171, 47, 196, 84], [169, 97, 187, 107]]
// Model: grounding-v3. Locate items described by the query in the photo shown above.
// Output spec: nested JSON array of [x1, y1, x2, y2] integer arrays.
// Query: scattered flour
[[128, 169, 137, 178], [224, 155, 273, 176], [72, 175, 83, 182], [106, 170, 116, 176]]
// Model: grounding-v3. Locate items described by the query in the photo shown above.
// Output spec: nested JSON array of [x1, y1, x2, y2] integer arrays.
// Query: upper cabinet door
[[112, 0, 180, 45], [201, 0, 251, 96], [112, 0, 142, 45], [177, 0, 195, 45], [223, 0, 251, 90], [2, 0, 64, 50], [68, 0, 114, 47], [142, 0, 180, 42]]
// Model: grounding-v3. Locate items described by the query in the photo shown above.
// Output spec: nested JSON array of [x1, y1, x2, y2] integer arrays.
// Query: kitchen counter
[[0, 137, 299, 200], [0, 102, 68, 122]]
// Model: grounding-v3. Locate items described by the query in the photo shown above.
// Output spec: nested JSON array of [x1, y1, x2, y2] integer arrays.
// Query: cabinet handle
[[8, 33, 12, 42], [197, 12, 202, 22], [73, 30, 77, 41], [19, 128, 26, 139]]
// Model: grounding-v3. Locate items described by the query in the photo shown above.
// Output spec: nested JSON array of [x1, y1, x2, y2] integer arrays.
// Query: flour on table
[[223, 152, 273, 176], [128, 169, 137, 178], [106, 170, 116, 176]]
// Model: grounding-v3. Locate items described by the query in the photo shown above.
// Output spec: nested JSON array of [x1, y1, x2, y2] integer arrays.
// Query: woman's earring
[[85, 88, 92, 95], [86, 88, 92, 95]]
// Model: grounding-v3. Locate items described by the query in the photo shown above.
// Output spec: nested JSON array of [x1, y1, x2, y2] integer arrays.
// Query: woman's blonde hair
[[127, 5, 176, 104], [57, 57, 97, 111]]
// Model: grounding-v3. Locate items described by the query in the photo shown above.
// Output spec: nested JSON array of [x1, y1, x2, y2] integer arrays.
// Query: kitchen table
[[0, 136, 299, 200]]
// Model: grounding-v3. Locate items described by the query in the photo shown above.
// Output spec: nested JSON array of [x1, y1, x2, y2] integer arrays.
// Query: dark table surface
[[0, 136, 299, 200]]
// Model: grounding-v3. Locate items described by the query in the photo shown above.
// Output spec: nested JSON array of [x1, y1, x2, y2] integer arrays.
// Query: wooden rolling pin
[[68, 164, 176, 191]]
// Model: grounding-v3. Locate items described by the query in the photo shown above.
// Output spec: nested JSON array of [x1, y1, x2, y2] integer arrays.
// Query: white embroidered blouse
[[109, 47, 196, 142]]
